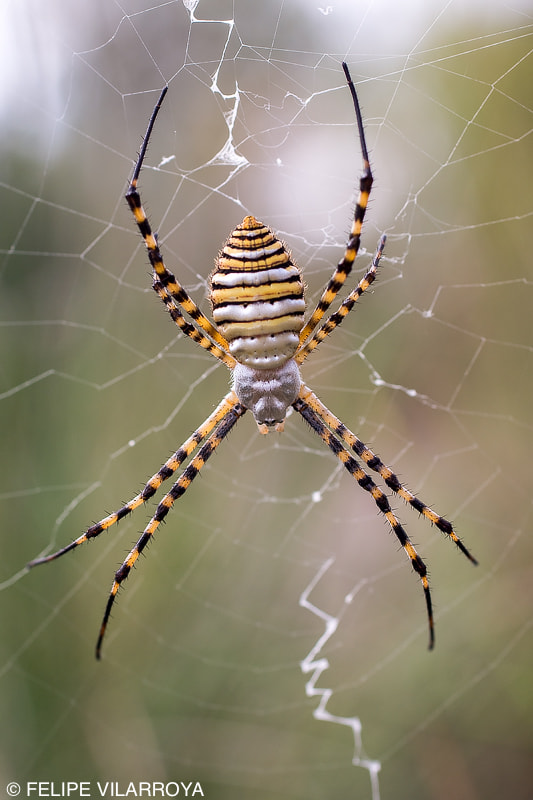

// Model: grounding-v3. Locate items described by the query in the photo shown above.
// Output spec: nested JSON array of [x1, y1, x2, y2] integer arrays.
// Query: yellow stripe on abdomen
[[210, 216, 305, 369]]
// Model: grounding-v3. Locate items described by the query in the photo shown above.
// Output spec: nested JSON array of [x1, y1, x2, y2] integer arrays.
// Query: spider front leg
[[96, 400, 247, 659], [299, 386, 478, 565], [27, 393, 241, 569], [293, 392, 436, 648]]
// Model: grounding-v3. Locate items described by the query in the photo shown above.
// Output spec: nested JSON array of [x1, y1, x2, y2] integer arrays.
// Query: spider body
[[211, 215, 305, 370], [28, 64, 477, 658], [213, 214, 304, 429]]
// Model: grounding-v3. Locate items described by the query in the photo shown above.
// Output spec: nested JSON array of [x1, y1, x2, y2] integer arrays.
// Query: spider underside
[[28, 63, 477, 658]]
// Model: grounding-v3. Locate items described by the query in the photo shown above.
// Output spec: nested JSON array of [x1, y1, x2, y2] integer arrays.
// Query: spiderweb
[[1, 1, 532, 798]]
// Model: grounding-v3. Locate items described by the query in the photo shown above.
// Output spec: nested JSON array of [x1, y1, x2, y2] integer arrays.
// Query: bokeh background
[[1, 1, 532, 798]]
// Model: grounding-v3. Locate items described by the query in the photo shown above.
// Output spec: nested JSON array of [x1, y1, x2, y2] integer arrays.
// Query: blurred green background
[[1, 2, 532, 798]]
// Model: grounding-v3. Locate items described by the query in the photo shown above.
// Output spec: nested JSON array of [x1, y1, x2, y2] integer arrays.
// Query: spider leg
[[125, 88, 231, 357], [296, 234, 386, 364], [27, 392, 241, 569], [95, 399, 246, 658], [299, 385, 477, 565], [299, 62, 374, 347], [293, 392, 436, 649], [153, 279, 235, 368]]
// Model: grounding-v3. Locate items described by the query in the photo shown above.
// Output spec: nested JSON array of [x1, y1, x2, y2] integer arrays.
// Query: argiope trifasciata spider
[[28, 63, 477, 658]]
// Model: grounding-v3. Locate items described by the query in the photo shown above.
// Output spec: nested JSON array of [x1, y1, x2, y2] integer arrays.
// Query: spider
[[28, 63, 477, 658]]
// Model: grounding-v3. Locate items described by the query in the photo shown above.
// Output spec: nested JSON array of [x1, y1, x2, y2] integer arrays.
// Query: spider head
[[232, 360, 301, 434]]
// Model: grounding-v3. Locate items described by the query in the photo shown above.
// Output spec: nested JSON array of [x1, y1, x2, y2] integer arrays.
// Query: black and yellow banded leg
[[296, 234, 386, 364], [95, 400, 247, 658], [299, 385, 478, 565], [27, 392, 241, 569], [125, 88, 229, 354], [299, 62, 373, 347], [153, 280, 235, 368], [293, 393, 436, 649]]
